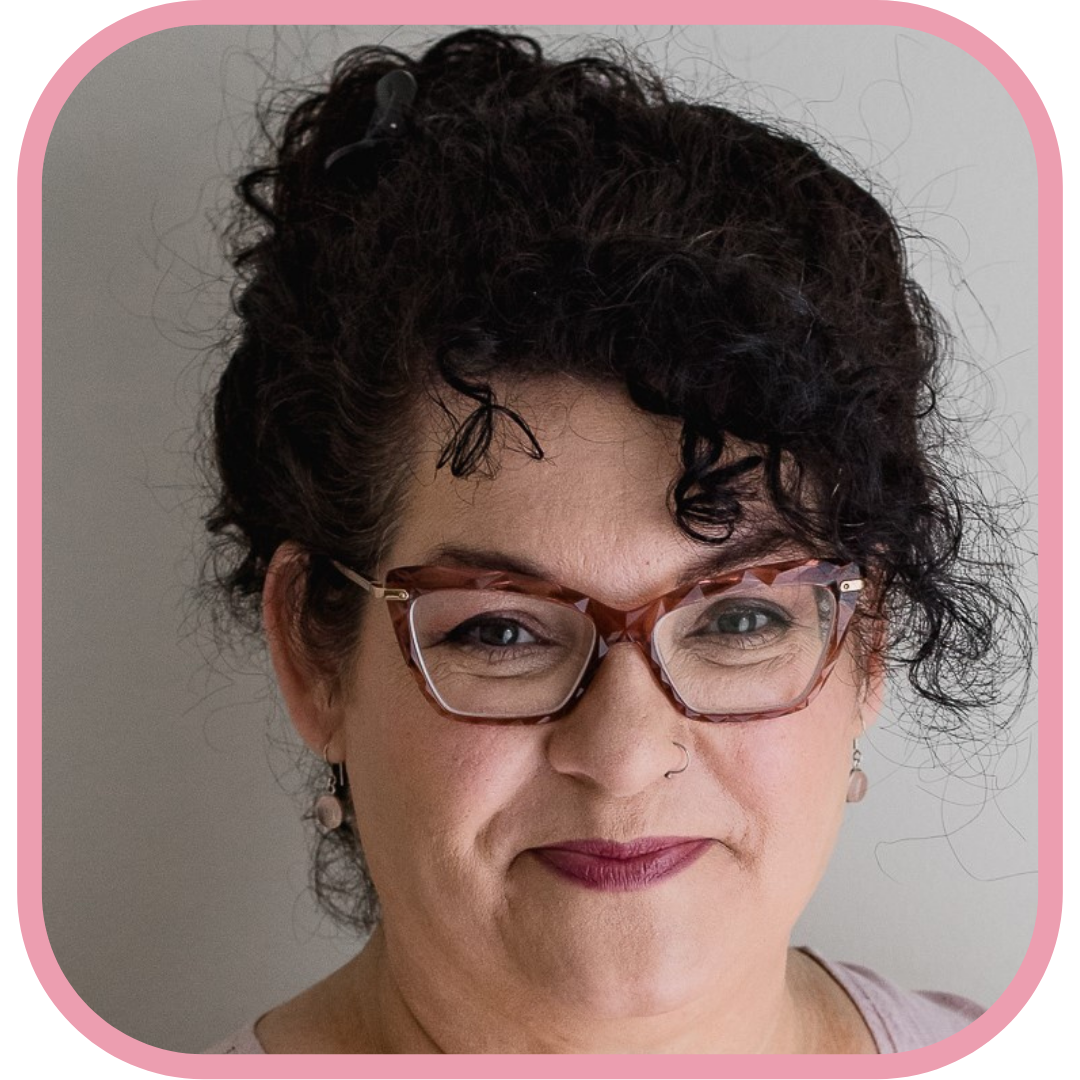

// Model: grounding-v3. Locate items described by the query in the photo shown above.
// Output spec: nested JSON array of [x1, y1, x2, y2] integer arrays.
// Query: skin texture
[[262, 377, 882, 1053]]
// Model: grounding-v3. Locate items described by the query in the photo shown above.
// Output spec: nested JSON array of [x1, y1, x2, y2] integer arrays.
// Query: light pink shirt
[[203, 951, 984, 1054]]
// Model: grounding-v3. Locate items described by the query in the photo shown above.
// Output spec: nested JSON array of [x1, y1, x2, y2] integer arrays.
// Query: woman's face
[[325, 379, 877, 1021]]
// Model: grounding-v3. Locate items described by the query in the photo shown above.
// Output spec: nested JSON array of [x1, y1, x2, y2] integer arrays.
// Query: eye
[[448, 617, 542, 649], [712, 609, 772, 635], [692, 601, 792, 641]]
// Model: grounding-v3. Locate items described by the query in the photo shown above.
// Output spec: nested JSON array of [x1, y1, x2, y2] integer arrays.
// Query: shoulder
[[202, 1021, 265, 1054], [804, 949, 984, 1053]]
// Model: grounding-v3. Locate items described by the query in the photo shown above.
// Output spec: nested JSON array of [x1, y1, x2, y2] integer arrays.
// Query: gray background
[[42, 25, 1038, 1054]]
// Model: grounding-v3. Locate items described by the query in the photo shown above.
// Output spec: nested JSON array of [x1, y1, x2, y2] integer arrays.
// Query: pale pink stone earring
[[314, 742, 347, 831], [846, 739, 868, 803]]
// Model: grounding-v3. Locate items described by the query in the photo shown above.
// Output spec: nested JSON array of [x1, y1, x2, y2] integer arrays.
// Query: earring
[[314, 742, 348, 831], [846, 739, 868, 803]]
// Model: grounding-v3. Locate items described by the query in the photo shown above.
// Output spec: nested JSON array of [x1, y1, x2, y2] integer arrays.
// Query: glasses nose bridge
[[586, 597, 659, 658], [568, 598, 668, 717]]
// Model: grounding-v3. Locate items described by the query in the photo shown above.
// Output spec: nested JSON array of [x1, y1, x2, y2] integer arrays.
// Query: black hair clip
[[324, 69, 418, 172]]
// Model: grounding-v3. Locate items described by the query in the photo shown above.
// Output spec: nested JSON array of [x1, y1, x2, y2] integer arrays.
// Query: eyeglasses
[[330, 557, 864, 724]]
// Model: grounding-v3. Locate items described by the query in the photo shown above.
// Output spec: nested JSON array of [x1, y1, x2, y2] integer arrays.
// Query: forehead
[[388, 378, 799, 605]]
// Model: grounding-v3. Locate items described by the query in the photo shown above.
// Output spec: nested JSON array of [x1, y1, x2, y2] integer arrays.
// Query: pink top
[[203, 951, 984, 1054]]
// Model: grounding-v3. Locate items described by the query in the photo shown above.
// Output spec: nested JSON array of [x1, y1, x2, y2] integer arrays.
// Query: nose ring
[[664, 741, 691, 779]]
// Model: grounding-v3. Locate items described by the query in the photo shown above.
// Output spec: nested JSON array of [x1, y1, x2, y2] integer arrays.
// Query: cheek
[[340, 624, 539, 895], [720, 671, 862, 907], [755, 705, 853, 805]]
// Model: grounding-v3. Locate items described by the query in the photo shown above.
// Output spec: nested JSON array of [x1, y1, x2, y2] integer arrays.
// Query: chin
[[542, 947, 713, 1021]]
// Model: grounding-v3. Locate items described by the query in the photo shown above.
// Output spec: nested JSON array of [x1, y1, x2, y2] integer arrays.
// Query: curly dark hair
[[204, 29, 1032, 933]]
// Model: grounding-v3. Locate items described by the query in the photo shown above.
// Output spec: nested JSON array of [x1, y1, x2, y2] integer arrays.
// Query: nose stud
[[664, 741, 691, 779]]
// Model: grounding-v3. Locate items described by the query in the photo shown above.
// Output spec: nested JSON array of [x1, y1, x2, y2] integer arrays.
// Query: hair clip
[[324, 69, 418, 172]]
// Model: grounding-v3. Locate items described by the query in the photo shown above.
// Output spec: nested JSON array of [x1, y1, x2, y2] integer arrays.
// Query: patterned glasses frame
[[330, 557, 865, 724]]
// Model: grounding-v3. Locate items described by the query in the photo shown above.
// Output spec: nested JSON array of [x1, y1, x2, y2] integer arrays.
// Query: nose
[[543, 641, 686, 797]]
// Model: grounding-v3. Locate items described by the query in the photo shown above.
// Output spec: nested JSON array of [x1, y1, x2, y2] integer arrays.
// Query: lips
[[530, 837, 713, 891]]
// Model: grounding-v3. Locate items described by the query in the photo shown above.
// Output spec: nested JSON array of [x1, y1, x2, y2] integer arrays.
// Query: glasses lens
[[654, 582, 837, 715], [409, 590, 597, 718]]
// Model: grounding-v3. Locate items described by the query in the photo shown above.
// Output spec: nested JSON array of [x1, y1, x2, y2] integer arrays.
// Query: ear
[[263, 542, 344, 759], [855, 618, 888, 733], [858, 651, 886, 732]]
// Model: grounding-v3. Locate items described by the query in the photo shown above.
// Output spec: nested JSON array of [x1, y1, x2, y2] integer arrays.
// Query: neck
[[356, 926, 817, 1054]]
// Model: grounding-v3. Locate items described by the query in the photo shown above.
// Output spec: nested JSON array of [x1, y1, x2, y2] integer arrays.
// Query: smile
[[530, 837, 713, 891]]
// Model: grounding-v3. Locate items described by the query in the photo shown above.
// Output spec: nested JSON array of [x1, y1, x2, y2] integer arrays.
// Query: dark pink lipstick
[[531, 837, 713, 891]]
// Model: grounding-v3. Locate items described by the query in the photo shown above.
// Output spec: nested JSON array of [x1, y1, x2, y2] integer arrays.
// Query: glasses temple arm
[[330, 560, 410, 602]]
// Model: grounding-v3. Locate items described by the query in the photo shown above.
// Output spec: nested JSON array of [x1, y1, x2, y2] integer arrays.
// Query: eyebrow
[[417, 532, 809, 591]]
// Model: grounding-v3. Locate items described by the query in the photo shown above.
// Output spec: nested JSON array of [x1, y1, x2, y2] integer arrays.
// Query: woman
[[203, 28, 1029, 1054]]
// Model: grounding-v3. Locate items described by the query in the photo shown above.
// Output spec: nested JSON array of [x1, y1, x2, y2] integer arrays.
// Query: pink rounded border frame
[[19, 2, 1060, 1077]]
